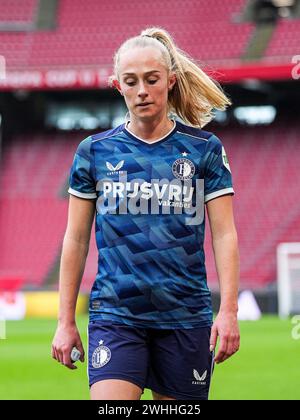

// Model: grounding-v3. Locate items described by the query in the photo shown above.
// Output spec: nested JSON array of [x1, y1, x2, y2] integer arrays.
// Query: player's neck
[[126, 115, 174, 142]]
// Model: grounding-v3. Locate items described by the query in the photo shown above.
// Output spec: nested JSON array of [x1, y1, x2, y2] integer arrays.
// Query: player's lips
[[136, 102, 153, 107]]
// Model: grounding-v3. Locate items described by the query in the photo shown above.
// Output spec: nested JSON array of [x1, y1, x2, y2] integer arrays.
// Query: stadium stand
[[205, 120, 300, 289], [0, 132, 81, 287], [0, 0, 255, 69], [264, 18, 300, 59], [1, 1, 299, 72], [0, 0, 37, 23]]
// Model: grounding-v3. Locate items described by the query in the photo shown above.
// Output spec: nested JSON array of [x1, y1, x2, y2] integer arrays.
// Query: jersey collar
[[124, 119, 177, 146]]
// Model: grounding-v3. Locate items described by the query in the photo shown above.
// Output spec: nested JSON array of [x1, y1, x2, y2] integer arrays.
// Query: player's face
[[117, 47, 176, 121]]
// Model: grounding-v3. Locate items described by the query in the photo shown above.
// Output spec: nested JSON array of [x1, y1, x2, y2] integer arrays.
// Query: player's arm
[[206, 194, 240, 363], [52, 194, 96, 369]]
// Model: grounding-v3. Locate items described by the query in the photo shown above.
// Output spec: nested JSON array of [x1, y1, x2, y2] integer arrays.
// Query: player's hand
[[51, 323, 85, 370], [209, 310, 240, 364]]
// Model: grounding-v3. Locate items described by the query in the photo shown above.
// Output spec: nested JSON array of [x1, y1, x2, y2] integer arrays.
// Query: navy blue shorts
[[88, 319, 215, 400]]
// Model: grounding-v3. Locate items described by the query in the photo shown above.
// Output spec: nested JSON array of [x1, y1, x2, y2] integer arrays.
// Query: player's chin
[[133, 110, 156, 121], [135, 106, 154, 115], [137, 107, 163, 119]]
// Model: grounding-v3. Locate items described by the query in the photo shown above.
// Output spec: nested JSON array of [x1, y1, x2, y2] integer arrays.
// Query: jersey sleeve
[[68, 136, 97, 199], [204, 134, 234, 203]]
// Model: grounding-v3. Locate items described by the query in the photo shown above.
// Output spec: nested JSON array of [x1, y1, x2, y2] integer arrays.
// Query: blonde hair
[[109, 27, 231, 128]]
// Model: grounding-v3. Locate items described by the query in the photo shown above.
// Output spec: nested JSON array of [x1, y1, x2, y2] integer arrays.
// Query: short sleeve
[[204, 134, 234, 203], [68, 136, 97, 199]]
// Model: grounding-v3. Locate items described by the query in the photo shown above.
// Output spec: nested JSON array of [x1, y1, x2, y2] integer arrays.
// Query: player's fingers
[[221, 337, 235, 362], [209, 325, 218, 352], [230, 334, 240, 355], [51, 346, 56, 360], [57, 348, 64, 365], [228, 333, 240, 356], [219, 332, 240, 363], [62, 351, 77, 370], [236, 336, 240, 353], [214, 334, 229, 364], [52, 346, 60, 363], [231, 334, 240, 356], [76, 341, 85, 362]]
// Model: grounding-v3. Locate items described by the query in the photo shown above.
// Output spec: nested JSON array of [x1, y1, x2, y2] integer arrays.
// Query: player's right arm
[[51, 194, 96, 370]]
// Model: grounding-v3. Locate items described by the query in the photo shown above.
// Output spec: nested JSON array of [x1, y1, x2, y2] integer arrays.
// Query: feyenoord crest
[[92, 340, 111, 368], [172, 158, 195, 180]]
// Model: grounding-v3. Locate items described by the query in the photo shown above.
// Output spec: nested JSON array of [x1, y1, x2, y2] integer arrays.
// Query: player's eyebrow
[[122, 70, 161, 76]]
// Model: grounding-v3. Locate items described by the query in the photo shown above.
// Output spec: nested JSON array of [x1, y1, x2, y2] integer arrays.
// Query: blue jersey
[[68, 119, 234, 329]]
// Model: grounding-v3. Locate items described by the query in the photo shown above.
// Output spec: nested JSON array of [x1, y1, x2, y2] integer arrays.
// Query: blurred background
[[0, 0, 300, 400]]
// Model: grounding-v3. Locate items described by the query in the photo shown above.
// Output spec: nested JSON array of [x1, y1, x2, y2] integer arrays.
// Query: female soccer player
[[52, 27, 240, 400]]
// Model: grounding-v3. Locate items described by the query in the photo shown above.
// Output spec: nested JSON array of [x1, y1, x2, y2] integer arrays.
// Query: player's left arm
[[206, 194, 240, 364]]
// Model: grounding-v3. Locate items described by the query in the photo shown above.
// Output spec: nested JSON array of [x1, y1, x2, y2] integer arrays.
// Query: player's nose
[[137, 82, 148, 98]]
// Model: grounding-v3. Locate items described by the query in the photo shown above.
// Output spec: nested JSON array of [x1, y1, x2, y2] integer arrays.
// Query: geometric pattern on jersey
[[68, 119, 234, 329]]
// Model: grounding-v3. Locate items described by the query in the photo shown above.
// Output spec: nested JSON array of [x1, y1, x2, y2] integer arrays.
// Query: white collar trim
[[125, 119, 176, 144]]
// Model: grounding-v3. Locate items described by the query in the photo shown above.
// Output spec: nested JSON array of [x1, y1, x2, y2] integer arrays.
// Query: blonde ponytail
[[110, 27, 231, 128]]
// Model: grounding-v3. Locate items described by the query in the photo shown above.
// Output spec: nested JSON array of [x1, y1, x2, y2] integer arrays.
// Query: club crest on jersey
[[172, 158, 195, 180], [92, 340, 111, 368]]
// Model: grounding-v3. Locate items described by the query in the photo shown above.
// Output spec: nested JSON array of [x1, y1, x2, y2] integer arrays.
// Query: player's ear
[[168, 72, 176, 93], [112, 79, 122, 95]]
